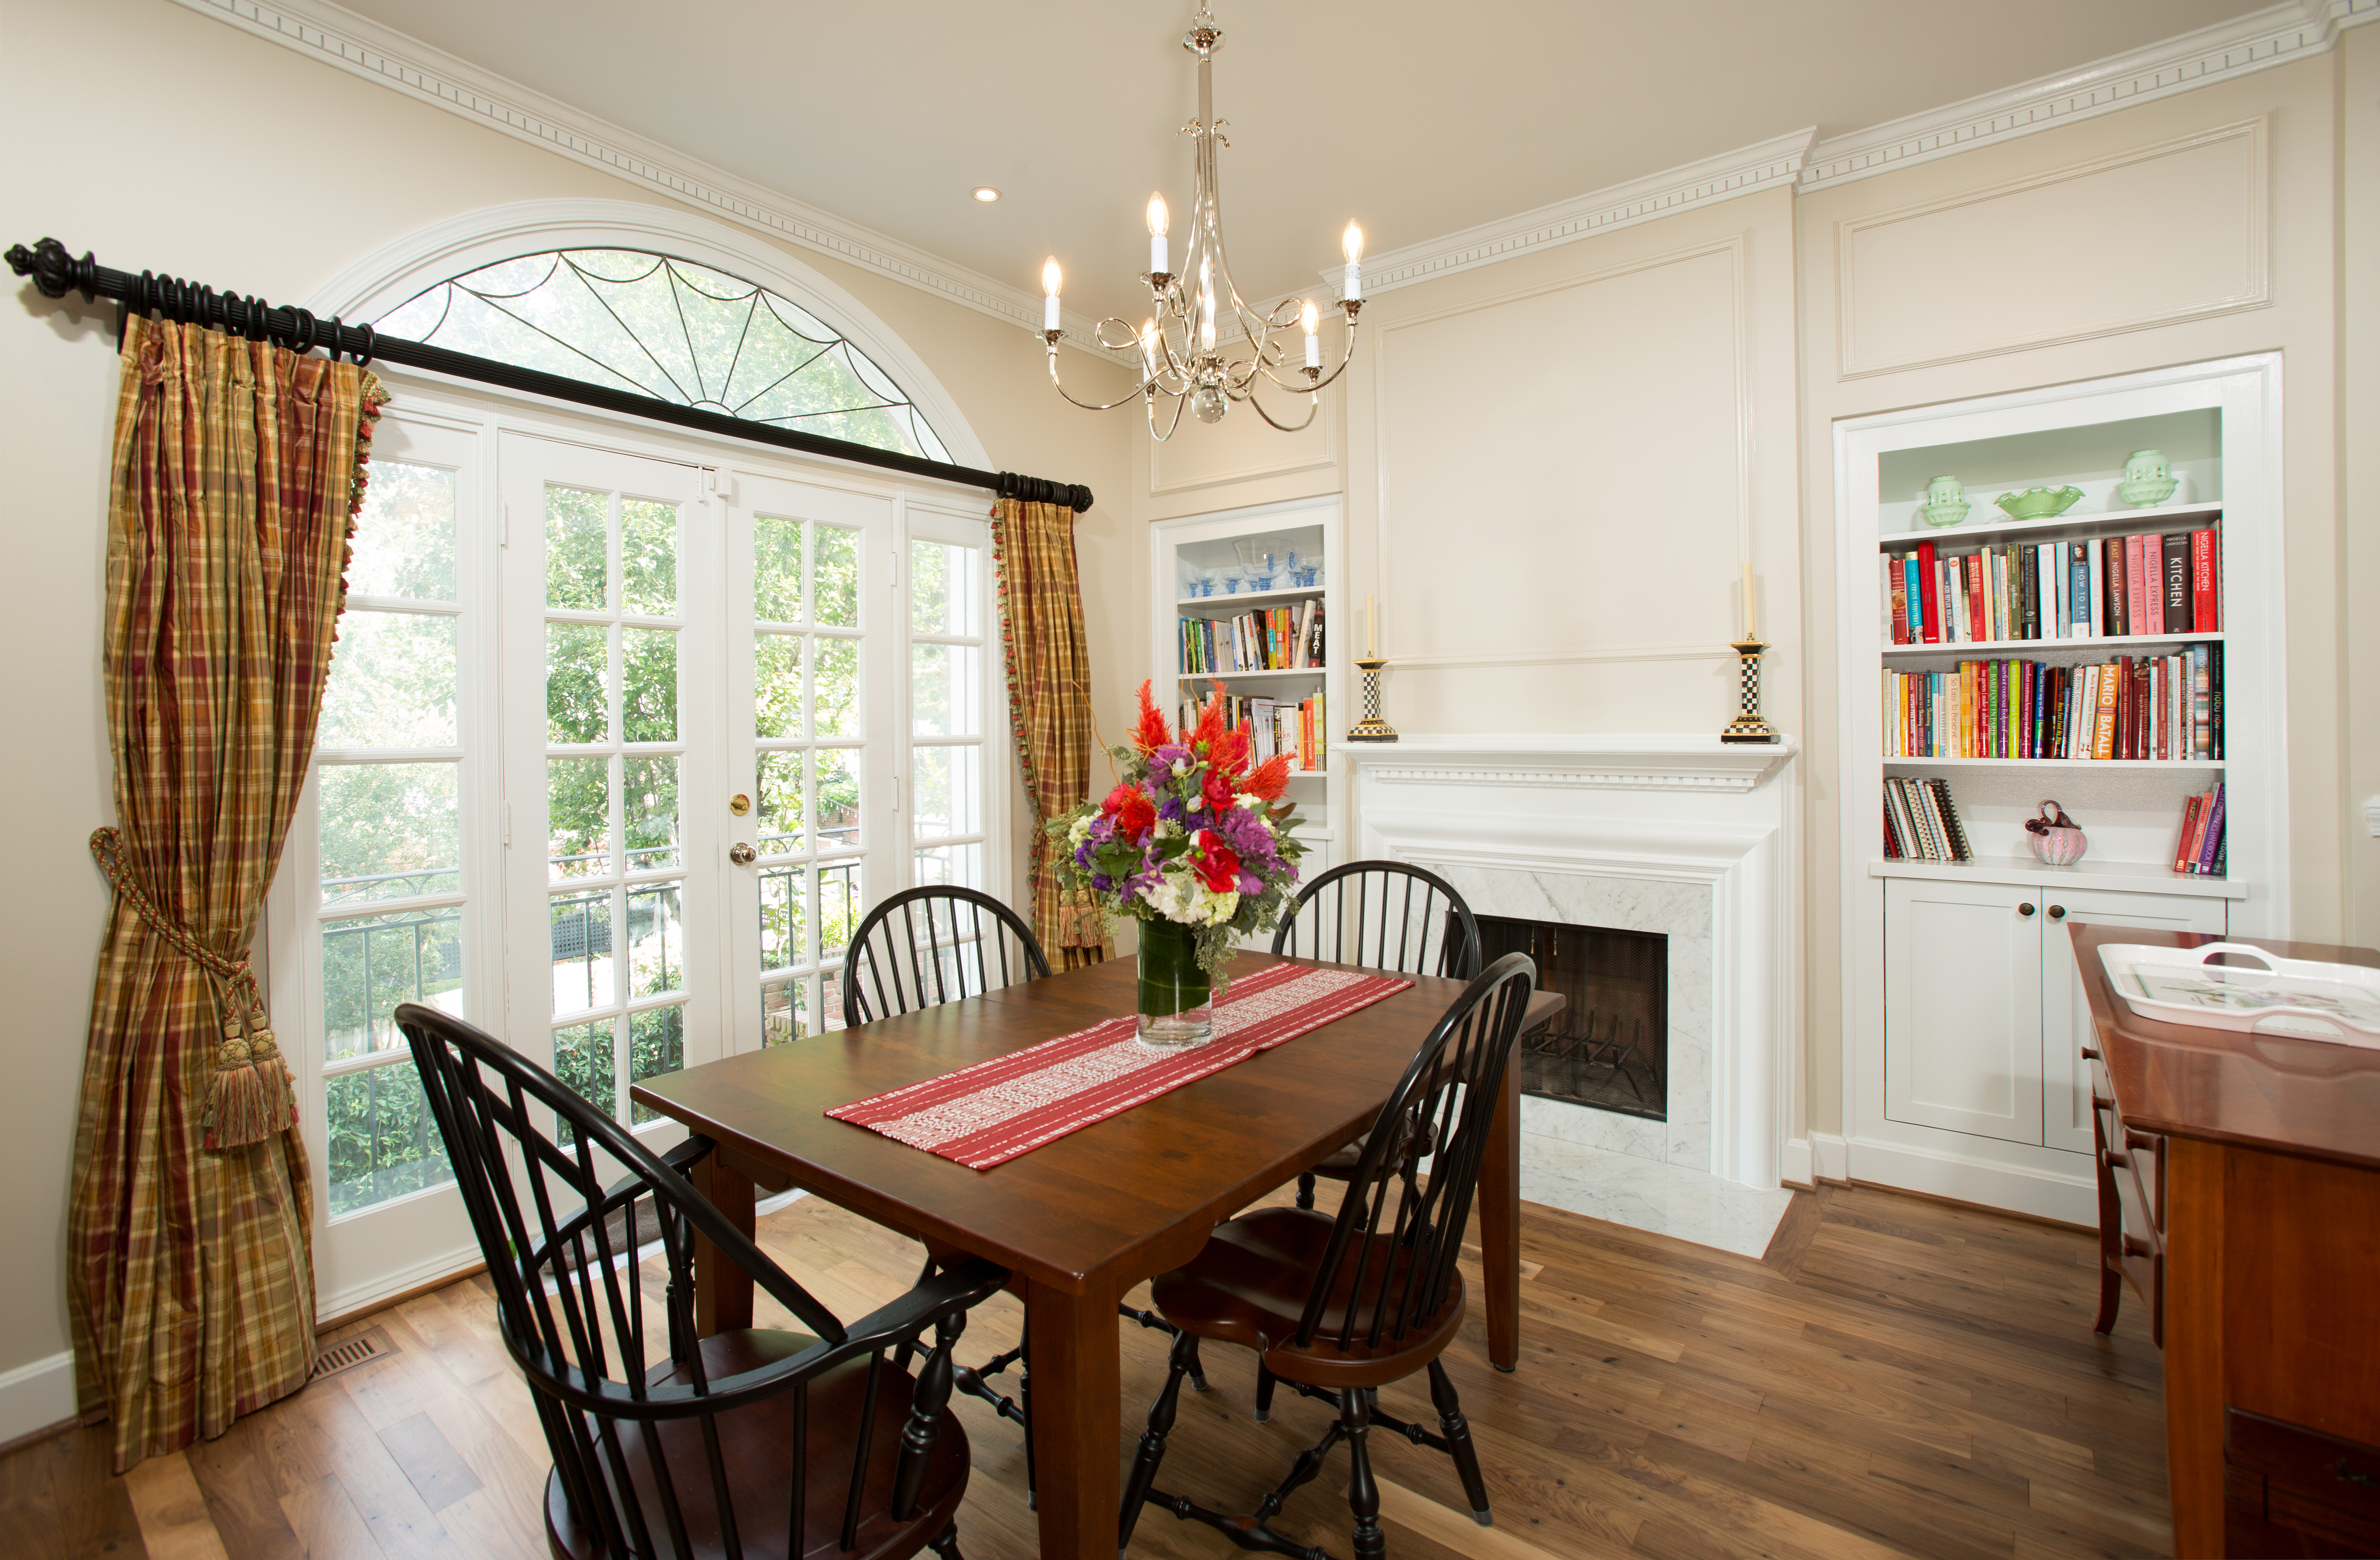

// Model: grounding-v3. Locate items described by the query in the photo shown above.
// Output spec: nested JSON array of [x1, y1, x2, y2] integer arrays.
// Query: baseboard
[[1844, 1135, 2095, 1227], [1781, 1132, 1850, 1191], [0, 1351, 77, 1449]]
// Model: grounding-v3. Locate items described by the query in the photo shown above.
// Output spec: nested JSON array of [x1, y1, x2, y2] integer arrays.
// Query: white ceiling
[[333, 0, 2271, 322]]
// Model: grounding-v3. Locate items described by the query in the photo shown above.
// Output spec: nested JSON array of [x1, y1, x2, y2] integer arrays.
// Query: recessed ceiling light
[[972, 186, 1002, 203]]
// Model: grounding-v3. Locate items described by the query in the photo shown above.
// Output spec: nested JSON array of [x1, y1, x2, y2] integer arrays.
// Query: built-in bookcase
[[1148, 497, 1346, 897], [1834, 356, 2287, 1222]]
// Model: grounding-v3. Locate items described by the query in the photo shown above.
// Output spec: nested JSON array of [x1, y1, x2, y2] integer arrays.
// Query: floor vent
[[310, 1325, 397, 1382]]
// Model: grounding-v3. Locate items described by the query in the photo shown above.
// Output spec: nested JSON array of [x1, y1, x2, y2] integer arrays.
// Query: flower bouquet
[[1050, 680, 1309, 1046]]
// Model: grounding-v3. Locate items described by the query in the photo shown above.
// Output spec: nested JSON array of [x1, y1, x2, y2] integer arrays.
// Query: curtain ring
[[286, 307, 315, 355], [351, 322, 375, 368], [325, 314, 344, 360]]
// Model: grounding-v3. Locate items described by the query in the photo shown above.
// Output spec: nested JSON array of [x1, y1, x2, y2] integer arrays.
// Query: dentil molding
[[1347, 735, 1796, 795]]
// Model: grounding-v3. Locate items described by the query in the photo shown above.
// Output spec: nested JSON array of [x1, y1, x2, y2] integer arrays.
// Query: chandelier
[[1039, 5, 1363, 439]]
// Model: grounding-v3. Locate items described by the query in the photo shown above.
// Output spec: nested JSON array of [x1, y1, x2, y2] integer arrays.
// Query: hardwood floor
[[0, 1181, 2169, 1560]]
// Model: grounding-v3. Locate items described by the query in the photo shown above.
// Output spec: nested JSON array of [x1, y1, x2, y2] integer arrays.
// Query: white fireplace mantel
[[1349, 734, 1801, 1195]]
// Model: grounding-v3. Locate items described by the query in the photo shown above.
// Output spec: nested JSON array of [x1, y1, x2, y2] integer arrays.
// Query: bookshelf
[[1834, 356, 2286, 1223], [1149, 497, 1347, 904]]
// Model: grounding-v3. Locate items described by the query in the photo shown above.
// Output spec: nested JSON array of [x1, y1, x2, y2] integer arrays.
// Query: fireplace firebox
[[1477, 914, 1667, 1123]]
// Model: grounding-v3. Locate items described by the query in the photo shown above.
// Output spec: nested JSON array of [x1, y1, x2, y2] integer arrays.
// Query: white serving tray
[[2097, 942, 2380, 1049]]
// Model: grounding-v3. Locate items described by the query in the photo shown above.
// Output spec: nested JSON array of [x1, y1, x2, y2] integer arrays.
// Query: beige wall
[[2343, 26, 2380, 949], [1795, 56, 2349, 1140], [0, 0, 1127, 1405]]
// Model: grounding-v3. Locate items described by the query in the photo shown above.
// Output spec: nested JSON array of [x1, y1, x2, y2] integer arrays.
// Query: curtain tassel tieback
[[88, 827, 295, 1151]]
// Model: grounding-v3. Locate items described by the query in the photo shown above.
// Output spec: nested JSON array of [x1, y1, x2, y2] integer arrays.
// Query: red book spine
[[1917, 541, 1941, 645], [2116, 655, 2134, 759], [2143, 539, 2164, 635], [2174, 794, 2204, 872], [2125, 534, 2148, 637], [2191, 528, 2217, 632]]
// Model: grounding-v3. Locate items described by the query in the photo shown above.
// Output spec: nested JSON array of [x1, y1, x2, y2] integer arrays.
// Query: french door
[[280, 398, 1003, 1319]]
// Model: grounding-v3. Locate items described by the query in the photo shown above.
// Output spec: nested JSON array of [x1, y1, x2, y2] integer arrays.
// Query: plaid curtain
[[991, 498, 1108, 969], [69, 317, 385, 1472]]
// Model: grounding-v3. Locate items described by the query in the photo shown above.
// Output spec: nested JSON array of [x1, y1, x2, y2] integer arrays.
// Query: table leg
[[693, 1146, 755, 1336], [1482, 1046, 1521, 1371], [1024, 1275, 1120, 1560]]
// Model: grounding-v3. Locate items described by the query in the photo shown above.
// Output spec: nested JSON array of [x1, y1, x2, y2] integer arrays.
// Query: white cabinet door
[[2038, 886, 2227, 1154], [1885, 877, 2045, 1144]]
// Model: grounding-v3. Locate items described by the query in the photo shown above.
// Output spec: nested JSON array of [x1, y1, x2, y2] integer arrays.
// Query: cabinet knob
[[2048, 904, 2066, 920], [2018, 902, 2036, 918]]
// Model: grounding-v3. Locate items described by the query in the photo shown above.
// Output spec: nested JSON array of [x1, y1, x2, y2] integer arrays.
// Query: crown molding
[[1316, 129, 1817, 299], [1799, 0, 2380, 189], [164, 0, 1130, 359]]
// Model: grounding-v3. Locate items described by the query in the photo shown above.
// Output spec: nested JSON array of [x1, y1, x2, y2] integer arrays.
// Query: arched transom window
[[378, 249, 953, 461]]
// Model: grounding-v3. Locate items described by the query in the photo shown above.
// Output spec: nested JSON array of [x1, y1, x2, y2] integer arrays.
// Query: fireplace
[[1479, 916, 1667, 1122]]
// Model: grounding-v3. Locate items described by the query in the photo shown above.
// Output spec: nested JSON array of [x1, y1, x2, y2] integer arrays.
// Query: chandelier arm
[[1146, 386, 1189, 442], [1248, 318, 1360, 395], [1046, 352, 1156, 412], [1239, 387, 1320, 433]]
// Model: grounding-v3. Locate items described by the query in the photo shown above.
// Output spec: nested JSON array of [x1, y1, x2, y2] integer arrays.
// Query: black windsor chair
[[1116, 951, 1539, 1559], [1271, 861, 1483, 1212], [840, 885, 1051, 1027], [396, 1001, 1006, 1560]]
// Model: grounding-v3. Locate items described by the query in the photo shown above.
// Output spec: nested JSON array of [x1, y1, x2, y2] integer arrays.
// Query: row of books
[[1887, 526, 2220, 646], [1881, 776, 1973, 862], [2172, 783, 2228, 876], [1884, 644, 2224, 761], [1178, 693, 1329, 773], [1180, 600, 1325, 675]]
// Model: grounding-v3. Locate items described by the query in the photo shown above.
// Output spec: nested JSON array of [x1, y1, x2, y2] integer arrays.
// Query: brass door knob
[[729, 842, 757, 866]]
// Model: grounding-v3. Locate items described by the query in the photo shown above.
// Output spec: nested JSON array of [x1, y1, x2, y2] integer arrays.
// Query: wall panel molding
[[1146, 394, 1339, 496], [1836, 120, 2269, 377]]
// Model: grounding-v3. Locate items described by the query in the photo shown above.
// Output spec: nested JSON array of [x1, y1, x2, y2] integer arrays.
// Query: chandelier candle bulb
[[1342, 221, 1364, 301], [1147, 195, 1170, 275], [1041, 258, 1061, 332], [1302, 301, 1319, 368]]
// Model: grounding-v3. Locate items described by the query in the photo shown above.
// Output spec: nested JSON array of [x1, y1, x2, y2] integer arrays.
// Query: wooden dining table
[[631, 950, 1559, 1560]]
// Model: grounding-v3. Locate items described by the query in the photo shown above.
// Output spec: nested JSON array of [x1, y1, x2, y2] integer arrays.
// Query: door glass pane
[[815, 748, 862, 850], [624, 757, 680, 870], [553, 1019, 615, 1137], [813, 637, 861, 738], [547, 757, 611, 880], [911, 745, 981, 840], [622, 627, 678, 742], [550, 889, 613, 1017], [326, 1063, 455, 1218], [756, 752, 804, 853], [320, 613, 459, 749], [915, 841, 985, 890], [320, 762, 459, 905], [621, 498, 678, 615], [754, 515, 804, 622], [813, 525, 859, 626], [322, 906, 464, 1061], [819, 859, 861, 961], [760, 865, 806, 973], [629, 1004, 685, 1123], [350, 463, 457, 601], [628, 883, 683, 997], [546, 485, 608, 609], [762, 978, 805, 1047], [910, 539, 975, 635], [546, 623, 610, 743], [756, 633, 805, 738], [910, 644, 979, 736]]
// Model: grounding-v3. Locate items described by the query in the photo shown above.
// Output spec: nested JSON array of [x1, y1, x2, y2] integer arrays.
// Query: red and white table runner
[[826, 960, 1413, 1169]]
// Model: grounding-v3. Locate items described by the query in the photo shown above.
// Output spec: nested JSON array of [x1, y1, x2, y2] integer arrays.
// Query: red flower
[[1191, 831, 1241, 893], [1100, 782, 1135, 816], [1130, 679, 1173, 756], [1114, 791, 1157, 843], [1200, 764, 1237, 817], [1242, 753, 1291, 803]]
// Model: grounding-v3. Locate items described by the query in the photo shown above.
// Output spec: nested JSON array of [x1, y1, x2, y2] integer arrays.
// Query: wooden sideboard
[[2070, 925, 2380, 1558]]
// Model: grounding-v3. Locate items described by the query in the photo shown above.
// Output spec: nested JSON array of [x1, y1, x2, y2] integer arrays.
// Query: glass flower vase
[[1135, 916, 1214, 1047]]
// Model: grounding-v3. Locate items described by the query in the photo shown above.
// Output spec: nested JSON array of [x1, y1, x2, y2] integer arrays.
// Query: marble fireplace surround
[[1349, 735, 1799, 1194]]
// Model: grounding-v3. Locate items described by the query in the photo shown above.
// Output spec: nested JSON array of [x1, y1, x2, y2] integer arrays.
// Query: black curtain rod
[[8, 237, 1095, 513]]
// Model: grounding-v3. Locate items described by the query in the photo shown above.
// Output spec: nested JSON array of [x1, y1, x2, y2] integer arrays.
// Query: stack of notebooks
[[1886, 524, 2218, 646], [1177, 692, 1327, 773], [1882, 776, 1973, 862], [1181, 599, 1325, 675], [1884, 644, 2220, 760], [2171, 782, 2227, 877]]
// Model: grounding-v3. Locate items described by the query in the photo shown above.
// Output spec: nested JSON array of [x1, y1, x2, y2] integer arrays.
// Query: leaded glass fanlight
[[377, 250, 952, 461]]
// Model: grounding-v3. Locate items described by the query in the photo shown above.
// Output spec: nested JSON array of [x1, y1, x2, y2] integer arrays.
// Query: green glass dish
[[1993, 485, 2085, 520]]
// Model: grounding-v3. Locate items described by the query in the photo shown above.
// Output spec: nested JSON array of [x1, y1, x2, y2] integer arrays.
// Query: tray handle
[[2192, 943, 2279, 971], [2246, 1009, 2353, 1038]]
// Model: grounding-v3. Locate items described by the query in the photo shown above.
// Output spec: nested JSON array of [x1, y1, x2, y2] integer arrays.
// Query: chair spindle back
[[1271, 859, 1482, 981], [842, 885, 1051, 1028]]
